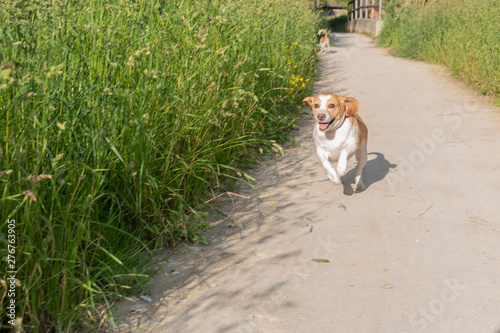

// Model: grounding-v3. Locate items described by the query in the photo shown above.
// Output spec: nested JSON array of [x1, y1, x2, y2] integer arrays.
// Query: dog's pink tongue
[[319, 123, 329, 131]]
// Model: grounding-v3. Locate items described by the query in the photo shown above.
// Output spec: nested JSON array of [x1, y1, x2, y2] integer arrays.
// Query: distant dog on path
[[303, 94, 368, 192], [318, 29, 331, 53]]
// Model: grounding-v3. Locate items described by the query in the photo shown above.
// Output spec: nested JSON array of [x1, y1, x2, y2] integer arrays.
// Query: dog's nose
[[317, 114, 325, 121]]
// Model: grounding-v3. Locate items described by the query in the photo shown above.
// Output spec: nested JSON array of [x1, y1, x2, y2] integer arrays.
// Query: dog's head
[[318, 29, 328, 37], [302, 94, 359, 131]]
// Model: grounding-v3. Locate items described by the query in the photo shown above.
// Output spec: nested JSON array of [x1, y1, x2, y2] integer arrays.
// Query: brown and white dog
[[303, 94, 368, 191], [368, 8, 380, 19], [318, 29, 331, 53]]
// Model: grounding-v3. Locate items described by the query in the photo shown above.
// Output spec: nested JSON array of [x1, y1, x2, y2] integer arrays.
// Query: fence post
[[379, 0, 382, 20]]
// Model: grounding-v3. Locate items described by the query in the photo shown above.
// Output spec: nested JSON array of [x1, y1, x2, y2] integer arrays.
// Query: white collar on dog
[[328, 111, 347, 131]]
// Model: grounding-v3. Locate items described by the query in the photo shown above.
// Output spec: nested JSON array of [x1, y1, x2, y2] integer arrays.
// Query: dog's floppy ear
[[339, 96, 359, 116], [302, 96, 315, 107]]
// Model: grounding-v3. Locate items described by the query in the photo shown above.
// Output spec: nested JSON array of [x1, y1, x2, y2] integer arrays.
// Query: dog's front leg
[[316, 149, 341, 184], [336, 150, 349, 181]]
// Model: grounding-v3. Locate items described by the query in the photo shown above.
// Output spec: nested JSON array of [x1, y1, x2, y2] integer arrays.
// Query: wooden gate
[[346, 0, 384, 35]]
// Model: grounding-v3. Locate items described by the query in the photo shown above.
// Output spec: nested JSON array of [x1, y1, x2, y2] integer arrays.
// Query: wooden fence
[[348, 0, 383, 21], [346, 0, 384, 35]]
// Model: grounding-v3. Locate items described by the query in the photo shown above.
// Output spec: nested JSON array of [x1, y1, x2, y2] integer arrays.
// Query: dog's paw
[[354, 181, 366, 192], [328, 176, 342, 185], [336, 168, 347, 178]]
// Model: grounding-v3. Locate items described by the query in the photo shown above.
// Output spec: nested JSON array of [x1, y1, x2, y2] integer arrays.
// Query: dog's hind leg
[[354, 140, 367, 191]]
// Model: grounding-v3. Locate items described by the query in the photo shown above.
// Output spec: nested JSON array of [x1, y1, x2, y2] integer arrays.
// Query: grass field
[[0, 0, 319, 331], [378, 0, 500, 97]]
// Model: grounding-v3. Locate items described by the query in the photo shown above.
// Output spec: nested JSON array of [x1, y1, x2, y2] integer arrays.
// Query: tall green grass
[[0, 0, 319, 331], [378, 0, 500, 96]]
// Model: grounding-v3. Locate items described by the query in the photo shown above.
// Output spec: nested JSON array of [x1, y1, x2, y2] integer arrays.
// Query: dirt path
[[114, 33, 500, 333]]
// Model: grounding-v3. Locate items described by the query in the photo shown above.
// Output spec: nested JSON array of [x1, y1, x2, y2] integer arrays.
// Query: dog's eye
[[329, 104, 335, 108], [314, 104, 320, 108]]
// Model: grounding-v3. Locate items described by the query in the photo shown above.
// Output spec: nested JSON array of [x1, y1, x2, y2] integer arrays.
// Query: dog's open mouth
[[318, 118, 335, 131]]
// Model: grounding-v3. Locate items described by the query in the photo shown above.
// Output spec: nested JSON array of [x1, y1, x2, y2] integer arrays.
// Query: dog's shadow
[[342, 152, 397, 196]]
